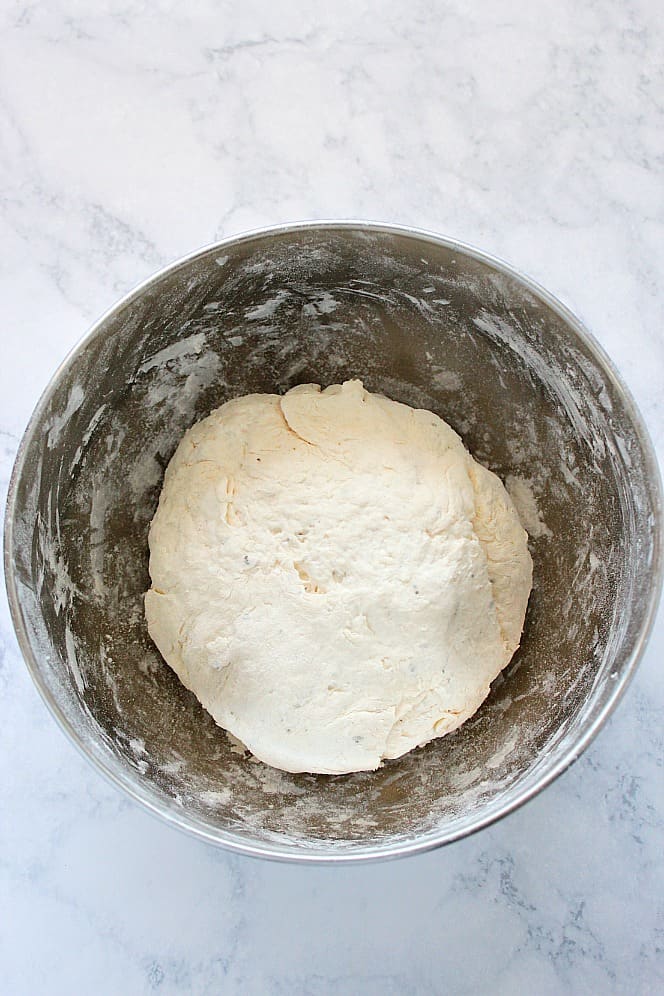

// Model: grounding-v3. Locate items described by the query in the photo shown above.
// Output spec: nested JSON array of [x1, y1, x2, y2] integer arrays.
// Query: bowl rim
[[4, 219, 663, 863]]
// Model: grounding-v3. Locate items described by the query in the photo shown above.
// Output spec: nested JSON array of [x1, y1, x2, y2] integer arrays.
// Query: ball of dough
[[145, 380, 532, 774]]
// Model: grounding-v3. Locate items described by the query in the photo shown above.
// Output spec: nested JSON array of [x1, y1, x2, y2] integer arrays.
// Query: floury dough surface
[[145, 381, 533, 774]]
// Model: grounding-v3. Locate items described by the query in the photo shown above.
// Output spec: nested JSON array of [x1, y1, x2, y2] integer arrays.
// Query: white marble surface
[[2, 2, 663, 993]]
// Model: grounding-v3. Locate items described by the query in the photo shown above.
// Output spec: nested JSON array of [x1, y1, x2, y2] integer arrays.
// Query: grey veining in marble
[[1, 1, 662, 993]]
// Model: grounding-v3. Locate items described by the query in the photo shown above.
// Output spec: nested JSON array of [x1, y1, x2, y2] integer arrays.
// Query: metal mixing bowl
[[5, 222, 662, 862]]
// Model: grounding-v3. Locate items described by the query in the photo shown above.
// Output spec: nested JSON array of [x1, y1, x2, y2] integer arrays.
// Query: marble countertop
[[2, 2, 663, 993]]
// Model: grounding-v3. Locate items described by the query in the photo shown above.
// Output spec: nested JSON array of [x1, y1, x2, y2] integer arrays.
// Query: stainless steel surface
[[5, 222, 662, 862]]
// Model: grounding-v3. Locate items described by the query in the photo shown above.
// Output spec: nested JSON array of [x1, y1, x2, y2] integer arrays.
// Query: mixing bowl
[[5, 222, 662, 862]]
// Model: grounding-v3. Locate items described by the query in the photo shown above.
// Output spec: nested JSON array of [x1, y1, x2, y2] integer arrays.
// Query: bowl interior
[[8, 225, 660, 859]]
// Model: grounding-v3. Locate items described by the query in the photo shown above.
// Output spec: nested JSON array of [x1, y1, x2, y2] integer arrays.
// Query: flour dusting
[[245, 290, 290, 321], [506, 476, 553, 539], [137, 332, 208, 374], [47, 382, 85, 449]]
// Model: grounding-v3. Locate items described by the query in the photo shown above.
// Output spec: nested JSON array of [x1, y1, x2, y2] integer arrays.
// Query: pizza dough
[[145, 380, 532, 774]]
